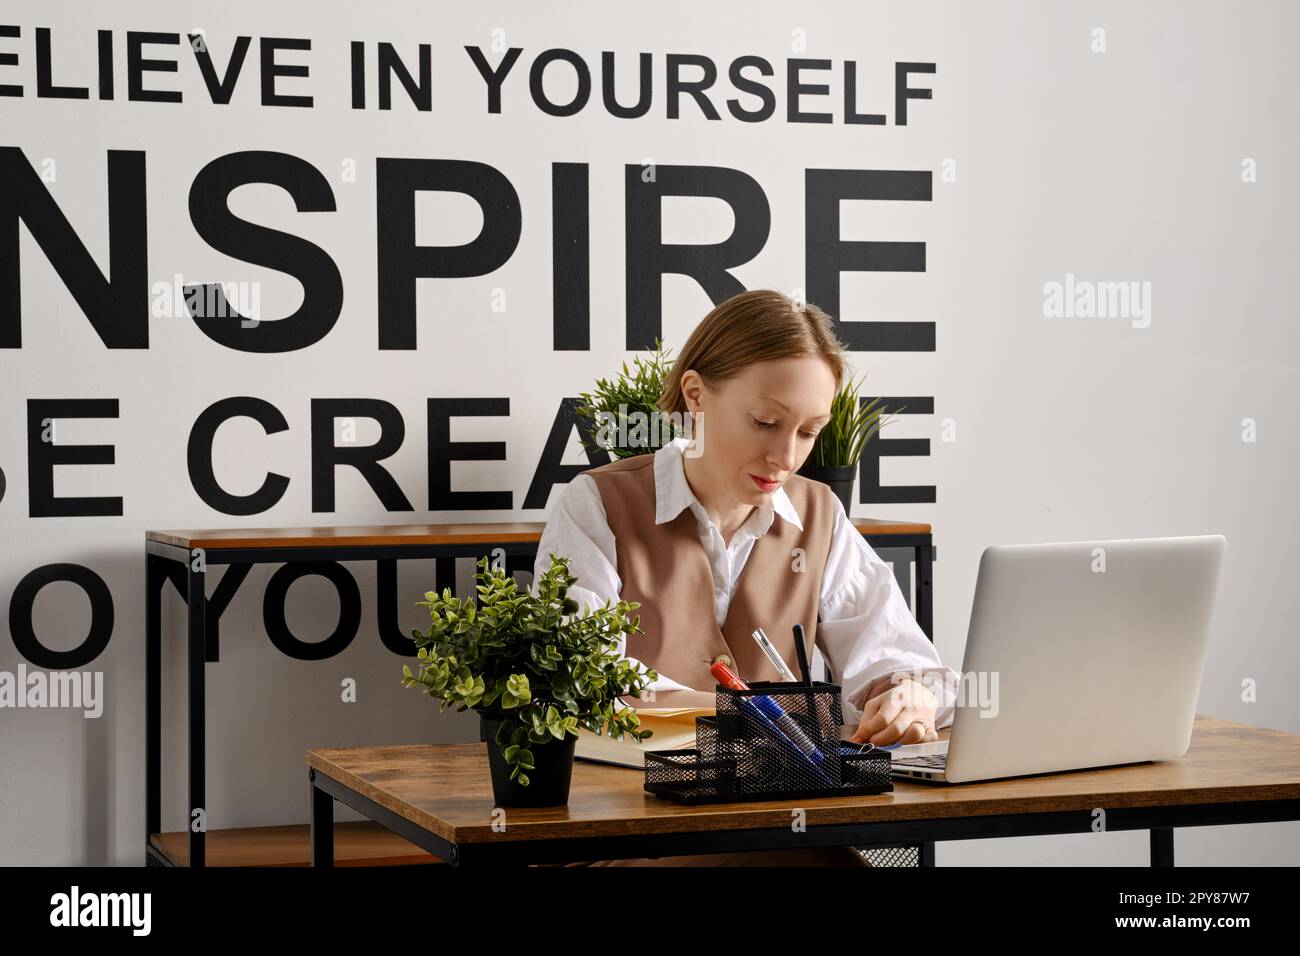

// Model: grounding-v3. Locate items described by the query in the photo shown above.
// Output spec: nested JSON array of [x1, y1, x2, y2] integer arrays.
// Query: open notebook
[[575, 705, 859, 770], [575, 706, 713, 769]]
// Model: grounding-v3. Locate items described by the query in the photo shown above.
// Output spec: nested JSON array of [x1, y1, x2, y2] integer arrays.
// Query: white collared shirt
[[533, 436, 959, 729]]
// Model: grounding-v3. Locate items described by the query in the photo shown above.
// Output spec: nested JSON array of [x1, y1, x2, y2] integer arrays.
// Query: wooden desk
[[305, 716, 1300, 867], [144, 517, 933, 867]]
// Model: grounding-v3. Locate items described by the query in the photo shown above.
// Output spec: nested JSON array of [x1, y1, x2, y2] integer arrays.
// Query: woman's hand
[[848, 675, 940, 745]]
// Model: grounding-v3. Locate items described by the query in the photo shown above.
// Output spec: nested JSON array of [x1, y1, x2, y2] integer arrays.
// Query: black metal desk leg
[[146, 553, 162, 854], [915, 542, 935, 867], [1150, 828, 1174, 866], [310, 770, 334, 867], [915, 543, 933, 639], [187, 555, 206, 868]]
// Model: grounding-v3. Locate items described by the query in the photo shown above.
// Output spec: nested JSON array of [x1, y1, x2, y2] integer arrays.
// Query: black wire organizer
[[643, 679, 893, 804]]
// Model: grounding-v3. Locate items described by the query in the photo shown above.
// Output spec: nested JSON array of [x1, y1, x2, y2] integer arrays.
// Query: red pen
[[710, 660, 749, 692], [709, 659, 831, 776]]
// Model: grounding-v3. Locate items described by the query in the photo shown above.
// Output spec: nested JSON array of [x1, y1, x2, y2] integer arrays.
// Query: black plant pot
[[479, 715, 577, 807], [796, 462, 857, 514]]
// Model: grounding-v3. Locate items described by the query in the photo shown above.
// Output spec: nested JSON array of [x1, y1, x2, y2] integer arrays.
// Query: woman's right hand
[[848, 676, 940, 745]]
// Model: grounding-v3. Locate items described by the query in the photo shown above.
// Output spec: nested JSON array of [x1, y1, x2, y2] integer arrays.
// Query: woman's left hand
[[848, 675, 940, 745]]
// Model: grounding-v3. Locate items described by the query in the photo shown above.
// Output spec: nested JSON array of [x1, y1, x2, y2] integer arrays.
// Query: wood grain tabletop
[[306, 715, 1300, 846]]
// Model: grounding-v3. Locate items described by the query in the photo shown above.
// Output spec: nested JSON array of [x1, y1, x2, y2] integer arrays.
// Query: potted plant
[[402, 553, 657, 807], [797, 372, 905, 514], [573, 337, 682, 459]]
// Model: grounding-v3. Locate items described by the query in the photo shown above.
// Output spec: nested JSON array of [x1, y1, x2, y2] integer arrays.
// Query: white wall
[[1, 0, 1296, 865]]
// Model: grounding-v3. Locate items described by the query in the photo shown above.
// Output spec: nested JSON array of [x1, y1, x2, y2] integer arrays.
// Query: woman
[[534, 289, 961, 866]]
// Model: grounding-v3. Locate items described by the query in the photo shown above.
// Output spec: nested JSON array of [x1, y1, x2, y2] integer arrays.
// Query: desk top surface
[[306, 716, 1300, 846], [146, 517, 931, 550]]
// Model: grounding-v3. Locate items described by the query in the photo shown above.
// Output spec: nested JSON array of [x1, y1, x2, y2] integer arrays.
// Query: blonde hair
[[658, 290, 846, 418]]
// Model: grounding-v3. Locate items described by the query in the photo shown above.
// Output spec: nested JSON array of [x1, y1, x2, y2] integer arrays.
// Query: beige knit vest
[[584, 450, 837, 706]]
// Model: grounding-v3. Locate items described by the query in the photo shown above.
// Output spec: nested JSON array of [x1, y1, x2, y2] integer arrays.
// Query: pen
[[711, 659, 820, 755], [750, 628, 799, 682], [791, 623, 820, 746], [791, 623, 813, 684], [710, 661, 836, 787]]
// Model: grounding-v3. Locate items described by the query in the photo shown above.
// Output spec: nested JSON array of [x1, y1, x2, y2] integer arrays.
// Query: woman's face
[[682, 355, 838, 505]]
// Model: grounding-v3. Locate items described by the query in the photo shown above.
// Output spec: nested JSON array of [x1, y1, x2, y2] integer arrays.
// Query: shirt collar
[[652, 435, 804, 533]]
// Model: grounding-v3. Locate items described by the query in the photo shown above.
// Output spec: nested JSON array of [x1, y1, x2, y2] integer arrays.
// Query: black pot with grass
[[796, 373, 904, 514]]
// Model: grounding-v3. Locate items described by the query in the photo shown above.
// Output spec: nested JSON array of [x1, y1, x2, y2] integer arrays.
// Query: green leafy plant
[[805, 372, 906, 468], [402, 553, 657, 786], [573, 337, 683, 459]]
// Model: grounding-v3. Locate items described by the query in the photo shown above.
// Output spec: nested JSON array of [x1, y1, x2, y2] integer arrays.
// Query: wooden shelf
[[146, 518, 930, 551], [149, 822, 448, 867], [144, 517, 933, 865]]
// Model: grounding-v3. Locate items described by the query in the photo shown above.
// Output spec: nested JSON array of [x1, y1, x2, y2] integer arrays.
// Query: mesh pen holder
[[644, 680, 893, 804]]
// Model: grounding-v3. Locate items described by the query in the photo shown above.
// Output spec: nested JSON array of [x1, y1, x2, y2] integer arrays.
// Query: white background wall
[[1, 0, 1296, 865]]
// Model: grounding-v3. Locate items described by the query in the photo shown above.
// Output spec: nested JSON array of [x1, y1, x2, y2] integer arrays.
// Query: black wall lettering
[[27, 399, 122, 518], [310, 398, 414, 513], [377, 558, 454, 656], [189, 34, 252, 104], [126, 31, 180, 103], [259, 37, 312, 107], [666, 54, 719, 120], [727, 56, 775, 122], [188, 397, 290, 514], [463, 46, 522, 114], [198, 563, 253, 663], [805, 167, 933, 350], [378, 42, 431, 111], [787, 59, 832, 123], [529, 48, 590, 116], [187, 151, 342, 352], [96, 29, 112, 99], [9, 563, 114, 668], [154, 562, 251, 664], [426, 397, 511, 510], [375, 158, 521, 349], [0, 25, 21, 97], [0, 147, 147, 349], [858, 395, 936, 504], [601, 50, 651, 118], [844, 61, 885, 125], [262, 561, 360, 660], [895, 62, 935, 126], [349, 41, 365, 108], [522, 397, 610, 510], [624, 163, 769, 349], [552, 162, 589, 350], [35, 27, 88, 99]]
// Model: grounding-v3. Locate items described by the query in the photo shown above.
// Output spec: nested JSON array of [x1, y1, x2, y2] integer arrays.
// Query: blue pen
[[733, 694, 837, 788], [710, 660, 836, 788], [749, 694, 827, 762]]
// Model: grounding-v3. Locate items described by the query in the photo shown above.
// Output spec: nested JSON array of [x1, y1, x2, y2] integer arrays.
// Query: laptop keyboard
[[897, 754, 947, 768]]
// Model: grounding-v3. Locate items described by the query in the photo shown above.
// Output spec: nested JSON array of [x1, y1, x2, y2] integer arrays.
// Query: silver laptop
[[888, 534, 1226, 784]]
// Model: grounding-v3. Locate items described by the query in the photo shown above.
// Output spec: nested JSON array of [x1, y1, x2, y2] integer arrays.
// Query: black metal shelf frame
[[145, 530, 934, 868]]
